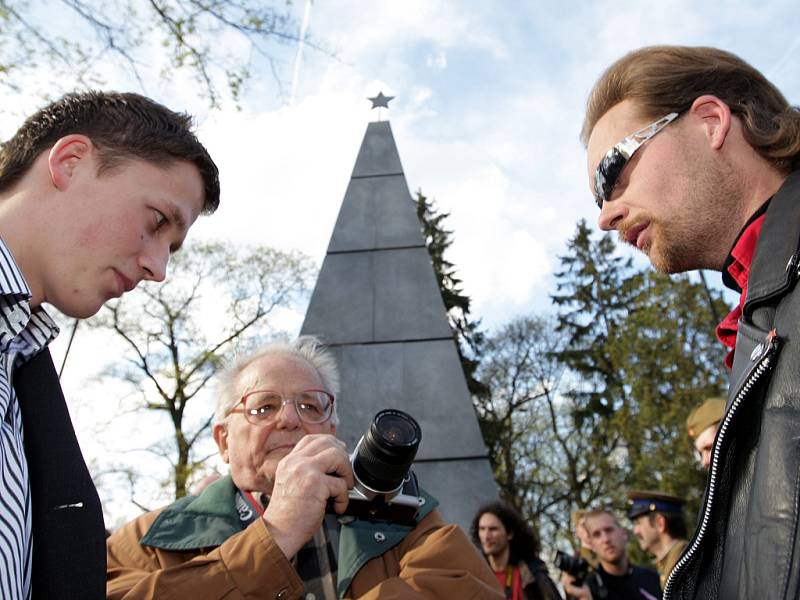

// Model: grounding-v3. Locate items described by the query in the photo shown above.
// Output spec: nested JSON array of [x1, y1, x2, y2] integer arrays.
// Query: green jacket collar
[[139, 475, 243, 550]]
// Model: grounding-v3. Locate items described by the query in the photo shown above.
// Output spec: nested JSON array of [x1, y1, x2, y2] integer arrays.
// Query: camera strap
[[234, 489, 265, 527], [504, 565, 513, 599]]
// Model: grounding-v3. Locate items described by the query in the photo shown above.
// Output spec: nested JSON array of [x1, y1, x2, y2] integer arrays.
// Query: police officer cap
[[627, 490, 685, 520], [686, 397, 726, 438]]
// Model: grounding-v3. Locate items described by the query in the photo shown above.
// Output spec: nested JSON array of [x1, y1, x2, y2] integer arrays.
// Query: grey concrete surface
[[328, 175, 425, 252], [302, 249, 452, 345], [351, 121, 404, 178], [329, 340, 488, 459], [411, 459, 499, 533]]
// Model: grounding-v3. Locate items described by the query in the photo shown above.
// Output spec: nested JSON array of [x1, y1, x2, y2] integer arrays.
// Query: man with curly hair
[[473, 501, 561, 600]]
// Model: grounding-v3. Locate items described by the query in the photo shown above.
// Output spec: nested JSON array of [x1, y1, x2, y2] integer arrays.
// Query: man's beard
[[646, 216, 698, 273], [642, 152, 742, 274], [483, 542, 508, 558]]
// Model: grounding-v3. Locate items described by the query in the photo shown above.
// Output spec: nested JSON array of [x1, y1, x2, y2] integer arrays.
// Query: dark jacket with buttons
[[15, 349, 107, 600], [665, 171, 800, 599], [107, 475, 503, 599]]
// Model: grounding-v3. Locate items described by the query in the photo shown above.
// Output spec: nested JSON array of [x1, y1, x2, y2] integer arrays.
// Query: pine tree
[[414, 189, 489, 400], [551, 221, 730, 530]]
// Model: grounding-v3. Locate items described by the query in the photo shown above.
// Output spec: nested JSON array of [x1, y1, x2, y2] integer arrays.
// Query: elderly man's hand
[[262, 434, 353, 559]]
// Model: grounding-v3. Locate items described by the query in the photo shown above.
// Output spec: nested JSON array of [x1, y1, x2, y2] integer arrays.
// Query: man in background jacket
[[472, 501, 561, 600]]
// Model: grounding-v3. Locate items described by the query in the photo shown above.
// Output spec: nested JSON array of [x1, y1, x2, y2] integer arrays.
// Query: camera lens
[[352, 409, 421, 493], [375, 411, 418, 446]]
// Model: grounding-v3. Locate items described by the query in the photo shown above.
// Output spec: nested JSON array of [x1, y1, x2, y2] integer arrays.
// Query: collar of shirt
[[716, 201, 770, 368], [0, 237, 59, 358], [655, 538, 681, 563]]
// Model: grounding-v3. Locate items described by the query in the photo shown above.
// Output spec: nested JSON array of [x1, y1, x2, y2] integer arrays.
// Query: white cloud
[[318, 0, 507, 60]]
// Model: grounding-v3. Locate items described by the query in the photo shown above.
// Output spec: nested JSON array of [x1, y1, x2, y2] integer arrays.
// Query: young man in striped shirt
[[0, 91, 219, 599]]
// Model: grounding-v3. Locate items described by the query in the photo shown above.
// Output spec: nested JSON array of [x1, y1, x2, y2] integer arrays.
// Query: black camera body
[[330, 409, 424, 525], [343, 470, 424, 525], [554, 550, 590, 587]]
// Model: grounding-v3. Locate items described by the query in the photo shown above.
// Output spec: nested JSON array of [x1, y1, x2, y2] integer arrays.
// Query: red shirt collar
[[716, 202, 770, 368]]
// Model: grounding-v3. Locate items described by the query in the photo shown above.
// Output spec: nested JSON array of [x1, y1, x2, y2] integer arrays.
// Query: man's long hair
[[471, 501, 541, 564], [581, 45, 800, 173]]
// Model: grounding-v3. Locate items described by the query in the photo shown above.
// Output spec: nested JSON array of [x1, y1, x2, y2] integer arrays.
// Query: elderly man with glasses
[[583, 46, 800, 600], [106, 336, 502, 600]]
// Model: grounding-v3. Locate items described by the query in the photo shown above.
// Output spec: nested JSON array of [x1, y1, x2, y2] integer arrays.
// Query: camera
[[330, 408, 425, 525], [554, 550, 590, 587]]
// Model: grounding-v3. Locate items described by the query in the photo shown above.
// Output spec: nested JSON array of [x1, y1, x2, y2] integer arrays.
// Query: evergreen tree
[[551, 220, 730, 525], [551, 220, 640, 419], [414, 189, 489, 400]]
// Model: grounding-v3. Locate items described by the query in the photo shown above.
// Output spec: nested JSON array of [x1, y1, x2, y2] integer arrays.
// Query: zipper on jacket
[[785, 253, 800, 280], [663, 331, 779, 600]]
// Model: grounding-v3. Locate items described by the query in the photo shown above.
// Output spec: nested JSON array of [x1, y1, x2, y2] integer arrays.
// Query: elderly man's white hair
[[214, 335, 340, 425]]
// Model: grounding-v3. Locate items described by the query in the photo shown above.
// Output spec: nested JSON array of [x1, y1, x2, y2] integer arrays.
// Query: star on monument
[[368, 92, 394, 109]]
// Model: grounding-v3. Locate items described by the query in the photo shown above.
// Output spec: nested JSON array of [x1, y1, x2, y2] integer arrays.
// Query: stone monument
[[300, 94, 498, 530]]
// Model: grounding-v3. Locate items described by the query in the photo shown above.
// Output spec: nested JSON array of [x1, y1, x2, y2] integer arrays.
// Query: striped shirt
[[0, 238, 58, 599]]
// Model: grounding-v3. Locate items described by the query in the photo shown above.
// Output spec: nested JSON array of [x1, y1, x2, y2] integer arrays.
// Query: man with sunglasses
[[582, 45, 800, 600], [106, 336, 502, 599]]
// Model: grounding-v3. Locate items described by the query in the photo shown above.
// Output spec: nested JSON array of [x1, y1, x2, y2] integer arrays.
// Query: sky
[[3, 0, 800, 525], [181, 0, 800, 326]]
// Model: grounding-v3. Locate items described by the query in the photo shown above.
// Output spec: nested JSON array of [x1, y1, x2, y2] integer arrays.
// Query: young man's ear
[[689, 94, 732, 151], [47, 134, 94, 190]]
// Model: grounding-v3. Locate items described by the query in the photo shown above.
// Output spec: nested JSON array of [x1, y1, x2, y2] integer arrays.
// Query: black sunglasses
[[593, 112, 680, 209]]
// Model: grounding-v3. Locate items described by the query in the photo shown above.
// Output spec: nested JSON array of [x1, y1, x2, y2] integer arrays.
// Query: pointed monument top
[[368, 91, 394, 109]]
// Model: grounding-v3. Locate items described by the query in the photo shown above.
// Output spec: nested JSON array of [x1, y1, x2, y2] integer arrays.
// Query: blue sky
[[6, 0, 796, 523]]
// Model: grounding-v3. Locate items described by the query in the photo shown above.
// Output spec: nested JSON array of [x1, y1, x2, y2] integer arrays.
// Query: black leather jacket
[[665, 171, 800, 599]]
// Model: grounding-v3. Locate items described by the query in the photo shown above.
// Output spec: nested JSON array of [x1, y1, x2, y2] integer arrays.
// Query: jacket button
[[374, 532, 386, 542]]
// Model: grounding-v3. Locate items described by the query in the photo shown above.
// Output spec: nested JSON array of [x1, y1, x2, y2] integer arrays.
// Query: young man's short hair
[[583, 508, 623, 531], [0, 90, 220, 212]]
